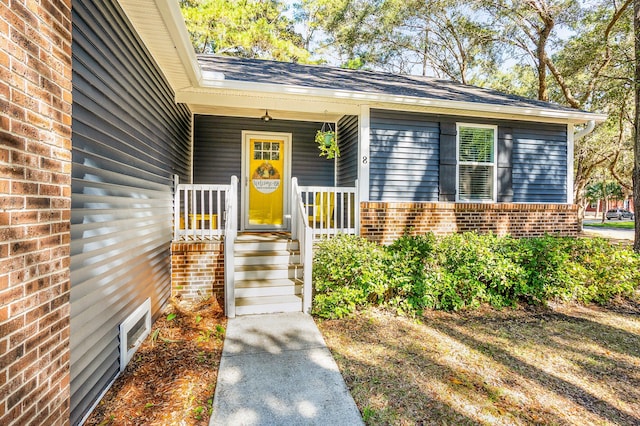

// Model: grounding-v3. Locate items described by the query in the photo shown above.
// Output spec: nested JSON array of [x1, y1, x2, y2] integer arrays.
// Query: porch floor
[[236, 231, 293, 241]]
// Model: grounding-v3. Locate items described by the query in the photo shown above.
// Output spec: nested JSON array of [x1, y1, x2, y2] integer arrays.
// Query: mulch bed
[[85, 297, 226, 426]]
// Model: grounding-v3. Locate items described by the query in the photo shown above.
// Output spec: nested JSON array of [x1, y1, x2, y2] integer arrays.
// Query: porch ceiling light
[[261, 110, 273, 122]]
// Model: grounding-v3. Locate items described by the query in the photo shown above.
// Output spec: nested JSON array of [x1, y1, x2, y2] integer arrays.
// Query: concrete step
[[235, 278, 302, 298], [234, 250, 300, 266], [234, 239, 299, 253], [235, 294, 303, 316], [234, 264, 302, 281]]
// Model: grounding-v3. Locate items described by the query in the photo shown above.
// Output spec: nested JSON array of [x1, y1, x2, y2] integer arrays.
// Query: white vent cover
[[119, 298, 151, 372]]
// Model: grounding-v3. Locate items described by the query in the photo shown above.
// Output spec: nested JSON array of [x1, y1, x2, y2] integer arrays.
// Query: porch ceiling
[[180, 88, 358, 122], [188, 105, 346, 123]]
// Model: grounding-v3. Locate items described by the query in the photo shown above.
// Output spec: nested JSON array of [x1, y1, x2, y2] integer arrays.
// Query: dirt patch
[[318, 301, 640, 425], [85, 297, 226, 426]]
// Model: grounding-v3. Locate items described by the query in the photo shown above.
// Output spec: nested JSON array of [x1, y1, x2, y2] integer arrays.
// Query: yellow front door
[[248, 137, 286, 227]]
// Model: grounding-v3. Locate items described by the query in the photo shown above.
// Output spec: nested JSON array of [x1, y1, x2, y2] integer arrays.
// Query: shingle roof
[[197, 55, 581, 114]]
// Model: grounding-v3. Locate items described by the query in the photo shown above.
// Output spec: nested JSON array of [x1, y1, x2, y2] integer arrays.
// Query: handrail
[[224, 176, 238, 318], [292, 178, 313, 314], [173, 174, 180, 241]]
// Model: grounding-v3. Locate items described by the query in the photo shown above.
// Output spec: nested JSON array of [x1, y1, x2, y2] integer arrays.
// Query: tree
[[477, 0, 582, 102], [526, 1, 635, 212], [180, 0, 312, 62], [585, 180, 624, 222], [634, 0, 640, 251], [297, 0, 499, 82]]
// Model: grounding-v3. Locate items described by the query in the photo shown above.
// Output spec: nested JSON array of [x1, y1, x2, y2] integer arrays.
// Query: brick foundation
[[171, 242, 225, 301], [360, 202, 580, 245], [0, 0, 73, 424]]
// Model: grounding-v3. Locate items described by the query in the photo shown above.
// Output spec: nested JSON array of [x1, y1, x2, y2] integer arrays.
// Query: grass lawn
[[585, 221, 635, 229], [318, 301, 640, 425]]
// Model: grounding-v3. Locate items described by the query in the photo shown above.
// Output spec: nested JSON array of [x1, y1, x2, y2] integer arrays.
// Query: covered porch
[[170, 91, 366, 318], [171, 173, 359, 318]]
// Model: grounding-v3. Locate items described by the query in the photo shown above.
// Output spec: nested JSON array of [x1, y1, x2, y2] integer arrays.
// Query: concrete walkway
[[209, 312, 364, 426]]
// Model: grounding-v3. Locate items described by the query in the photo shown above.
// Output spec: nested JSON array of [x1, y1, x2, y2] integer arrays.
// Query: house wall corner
[[1, 1, 72, 425]]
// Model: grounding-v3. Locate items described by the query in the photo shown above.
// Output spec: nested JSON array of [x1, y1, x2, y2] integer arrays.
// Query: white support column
[[567, 123, 575, 204], [190, 114, 195, 184], [358, 105, 370, 202]]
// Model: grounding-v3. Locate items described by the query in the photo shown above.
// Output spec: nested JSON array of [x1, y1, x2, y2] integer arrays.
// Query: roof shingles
[[198, 55, 581, 113]]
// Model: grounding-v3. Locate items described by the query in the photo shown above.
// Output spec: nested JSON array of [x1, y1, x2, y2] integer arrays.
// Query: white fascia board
[[154, 0, 203, 86], [198, 77, 607, 124]]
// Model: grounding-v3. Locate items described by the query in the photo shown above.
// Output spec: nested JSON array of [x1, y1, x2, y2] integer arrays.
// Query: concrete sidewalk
[[209, 312, 364, 426]]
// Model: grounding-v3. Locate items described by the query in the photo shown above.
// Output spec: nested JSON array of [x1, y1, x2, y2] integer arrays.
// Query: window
[[456, 124, 497, 202]]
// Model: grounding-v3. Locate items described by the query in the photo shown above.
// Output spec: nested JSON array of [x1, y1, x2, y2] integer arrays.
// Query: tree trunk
[[634, 0, 640, 252], [422, 27, 429, 77], [537, 50, 548, 101], [533, 3, 554, 102]]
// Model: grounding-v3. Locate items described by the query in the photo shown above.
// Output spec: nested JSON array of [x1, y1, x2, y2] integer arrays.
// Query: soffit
[[118, 0, 200, 93]]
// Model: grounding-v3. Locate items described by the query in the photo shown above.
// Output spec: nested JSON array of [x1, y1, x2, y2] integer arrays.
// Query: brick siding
[[360, 202, 580, 245], [0, 1, 72, 425], [171, 242, 225, 302]]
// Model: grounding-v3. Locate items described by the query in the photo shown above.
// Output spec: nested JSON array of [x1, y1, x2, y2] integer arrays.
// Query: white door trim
[[241, 131, 292, 231]]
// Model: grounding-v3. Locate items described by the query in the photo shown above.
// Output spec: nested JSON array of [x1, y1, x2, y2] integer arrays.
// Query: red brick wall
[[171, 242, 225, 302], [360, 202, 580, 245], [1, 1, 72, 425]]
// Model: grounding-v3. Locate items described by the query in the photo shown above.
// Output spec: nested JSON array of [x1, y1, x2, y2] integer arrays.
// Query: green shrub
[[311, 232, 640, 318], [384, 234, 437, 314], [563, 238, 640, 304], [434, 233, 526, 309], [312, 234, 386, 318], [514, 236, 577, 303]]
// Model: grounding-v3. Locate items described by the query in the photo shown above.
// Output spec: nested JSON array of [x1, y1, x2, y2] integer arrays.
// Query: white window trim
[[455, 123, 498, 203]]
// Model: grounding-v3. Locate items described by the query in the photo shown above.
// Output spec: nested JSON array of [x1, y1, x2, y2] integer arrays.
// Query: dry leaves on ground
[[85, 297, 226, 426], [318, 300, 640, 426]]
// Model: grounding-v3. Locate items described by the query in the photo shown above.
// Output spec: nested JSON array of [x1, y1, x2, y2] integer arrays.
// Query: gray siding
[[512, 126, 567, 202], [370, 109, 567, 203], [70, 0, 191, 424], [194, 115, 334, 186], [370, 109, 440, 202], [336, 115, 358, 186]]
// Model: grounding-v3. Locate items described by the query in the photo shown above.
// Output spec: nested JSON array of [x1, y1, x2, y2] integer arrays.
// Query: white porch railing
[[174, 183, 230, 241], [291, 178, 314, 314], [292, 179, 358, 313], [174, 177, 357, 317], [298, 184, 358, 239], [224, 176, 238, 318]]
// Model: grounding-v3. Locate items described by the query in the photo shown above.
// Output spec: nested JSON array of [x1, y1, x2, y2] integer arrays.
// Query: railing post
[[291, 177, 298, 240], [302, 226, 313, 314], [173, 175, 180, 241], [355, 178, 360, 236], [224, 176, 238, 318]]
